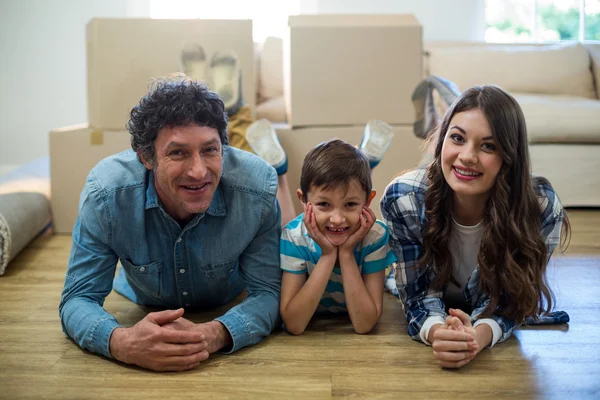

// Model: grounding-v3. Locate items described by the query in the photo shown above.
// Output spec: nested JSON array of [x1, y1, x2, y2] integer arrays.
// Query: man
[[59, 74, 282, 372]]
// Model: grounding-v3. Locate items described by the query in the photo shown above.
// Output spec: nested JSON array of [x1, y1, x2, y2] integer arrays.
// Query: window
[[586, 0, 600, 40], [150, 0, 300, 43], [486, 0, 600, 42]]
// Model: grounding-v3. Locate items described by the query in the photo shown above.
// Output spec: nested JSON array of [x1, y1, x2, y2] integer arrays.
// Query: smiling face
[[301, 179, 372, 247], [140, 124, 223, 223], [441, 108, 503, 203]]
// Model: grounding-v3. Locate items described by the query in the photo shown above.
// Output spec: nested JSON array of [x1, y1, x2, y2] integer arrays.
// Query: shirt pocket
[[119, 258, 163, 299], [203, 259, 238, 297]]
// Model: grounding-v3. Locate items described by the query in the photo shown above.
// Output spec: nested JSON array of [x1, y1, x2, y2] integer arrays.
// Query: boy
[[279, 139, 397, 335]]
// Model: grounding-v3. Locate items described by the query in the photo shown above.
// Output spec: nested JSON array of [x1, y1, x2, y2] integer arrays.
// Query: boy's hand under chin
[[303, 203, 338, 256], [339, 207, 376, 255]]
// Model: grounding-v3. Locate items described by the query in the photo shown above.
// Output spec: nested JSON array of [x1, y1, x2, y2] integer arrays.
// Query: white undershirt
[[419, 217, 502, 347]]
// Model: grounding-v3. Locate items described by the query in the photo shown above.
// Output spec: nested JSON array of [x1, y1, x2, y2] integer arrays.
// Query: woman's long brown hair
[[421, 85, 570, 323]]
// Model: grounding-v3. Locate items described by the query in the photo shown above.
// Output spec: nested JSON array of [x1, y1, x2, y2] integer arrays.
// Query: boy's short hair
[[300, 139, 372, 202]]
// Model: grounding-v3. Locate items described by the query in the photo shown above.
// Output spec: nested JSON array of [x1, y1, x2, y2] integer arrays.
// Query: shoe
[[180, 43, 207, 83], [411, 75, 461, 139], [208, 50, 244, 115], [359, 120, 394, 169], [246, 119, 288, 176]]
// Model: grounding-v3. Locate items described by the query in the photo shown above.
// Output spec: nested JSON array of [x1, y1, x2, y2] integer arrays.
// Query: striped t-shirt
[[280, 214, 397, 314]]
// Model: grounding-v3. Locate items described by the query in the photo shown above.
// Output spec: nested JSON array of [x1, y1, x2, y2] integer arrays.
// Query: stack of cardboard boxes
[[50, 15, 424, 234], [275, 14, 424, 217]]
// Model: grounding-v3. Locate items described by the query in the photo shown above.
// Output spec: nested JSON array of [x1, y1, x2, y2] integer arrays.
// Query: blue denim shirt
[[59, 147, 282, 359]]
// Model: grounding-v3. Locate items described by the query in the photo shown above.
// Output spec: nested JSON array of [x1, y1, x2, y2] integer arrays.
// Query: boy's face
[[300, 179, 374, 247]]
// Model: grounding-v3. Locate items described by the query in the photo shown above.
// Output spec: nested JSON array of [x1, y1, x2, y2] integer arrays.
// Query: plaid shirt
[[380, 168, 565, 344]]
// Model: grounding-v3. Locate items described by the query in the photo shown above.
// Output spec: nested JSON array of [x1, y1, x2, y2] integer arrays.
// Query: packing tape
[[90, 129, 104, 146]]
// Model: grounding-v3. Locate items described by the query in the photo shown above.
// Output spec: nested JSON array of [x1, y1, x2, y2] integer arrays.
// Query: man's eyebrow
[[165, 141, 183, 147]]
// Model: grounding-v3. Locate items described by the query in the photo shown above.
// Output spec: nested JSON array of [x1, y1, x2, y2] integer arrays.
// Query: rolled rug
[[0, 157, 51, 275]]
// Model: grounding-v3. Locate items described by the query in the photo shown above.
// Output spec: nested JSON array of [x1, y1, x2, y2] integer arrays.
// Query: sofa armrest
[[584, 43, 600, 99]]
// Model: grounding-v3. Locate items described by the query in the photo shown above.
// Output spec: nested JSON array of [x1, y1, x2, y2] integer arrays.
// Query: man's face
[[141, 125, 223, 223]]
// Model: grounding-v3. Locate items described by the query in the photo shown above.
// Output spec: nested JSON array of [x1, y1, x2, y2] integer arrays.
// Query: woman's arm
[[380, 185, 447, 344]]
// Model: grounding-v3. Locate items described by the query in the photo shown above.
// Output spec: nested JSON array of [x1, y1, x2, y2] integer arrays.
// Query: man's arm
[[58, 181, 123, 358], [214, 185, 283, 353], [60, 178, 207, 371], [110, 308, 209, 371]]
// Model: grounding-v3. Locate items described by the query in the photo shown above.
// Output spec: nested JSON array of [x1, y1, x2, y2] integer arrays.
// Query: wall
[[0, 0, 149, 174]]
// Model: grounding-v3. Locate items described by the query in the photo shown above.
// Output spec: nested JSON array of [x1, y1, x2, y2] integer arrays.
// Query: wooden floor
[[1, 210, 599, 399]]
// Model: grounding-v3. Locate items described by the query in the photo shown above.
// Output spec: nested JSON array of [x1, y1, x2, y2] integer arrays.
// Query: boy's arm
[[280, 252, 337, 335], [338, 251, 385, 334], [338, 214, 396, 334], [280, 206, 339, 335]]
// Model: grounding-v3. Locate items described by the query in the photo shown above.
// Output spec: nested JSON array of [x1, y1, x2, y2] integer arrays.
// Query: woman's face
[[441, 108, 503, 202]]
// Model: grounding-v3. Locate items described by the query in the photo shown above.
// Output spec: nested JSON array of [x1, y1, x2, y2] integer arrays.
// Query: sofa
[[424, 41, 600, 207], [253, 39, 600, 207]]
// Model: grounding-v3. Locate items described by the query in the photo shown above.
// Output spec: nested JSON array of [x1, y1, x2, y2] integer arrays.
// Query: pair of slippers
[[245, 119, 396, 177], [180, 44, 243, 114]]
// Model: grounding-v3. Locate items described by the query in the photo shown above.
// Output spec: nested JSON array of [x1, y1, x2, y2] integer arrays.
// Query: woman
[[380, 85, 570, 369]]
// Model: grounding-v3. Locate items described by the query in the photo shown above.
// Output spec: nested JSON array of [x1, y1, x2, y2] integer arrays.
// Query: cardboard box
[[87, 18, 256, 130], [50, 124, 130, 233], [284, 15, 422, 127], [274, 123, 425, 219]]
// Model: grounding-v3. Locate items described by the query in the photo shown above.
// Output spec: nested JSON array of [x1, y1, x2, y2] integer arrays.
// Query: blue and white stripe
[[280, 214, 397, 313]]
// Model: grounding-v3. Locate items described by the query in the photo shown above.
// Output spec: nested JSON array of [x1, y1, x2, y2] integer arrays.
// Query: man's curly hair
[[127, 73, 229, 166]]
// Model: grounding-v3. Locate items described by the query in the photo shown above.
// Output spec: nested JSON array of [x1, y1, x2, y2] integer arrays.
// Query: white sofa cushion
[[584, 43, 600, 99], [529, 143, 600, 207], [429, 42, 596, 99], [259, 36, 284, 101], [512, 93, 600, 143]]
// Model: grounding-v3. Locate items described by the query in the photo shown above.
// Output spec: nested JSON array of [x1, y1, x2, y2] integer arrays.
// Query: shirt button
[[182, 292, 188, 296], [179, 269, 186, 274], [177, 238, 182, 243], [139, 267, 145, 272]]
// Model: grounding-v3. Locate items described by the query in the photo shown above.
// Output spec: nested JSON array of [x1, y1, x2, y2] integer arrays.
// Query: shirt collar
[[145, 170, 160, 210]]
